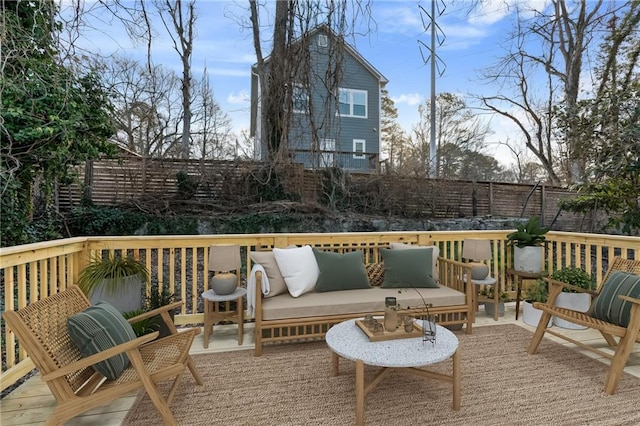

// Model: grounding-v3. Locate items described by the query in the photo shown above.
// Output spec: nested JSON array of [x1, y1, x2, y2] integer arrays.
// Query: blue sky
[[68, 0, 555, 164]]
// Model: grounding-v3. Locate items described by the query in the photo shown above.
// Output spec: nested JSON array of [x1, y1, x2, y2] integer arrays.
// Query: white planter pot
[[522, 301, 552, 327], [484, 302, 505, 317], [553, 292, 591, 329], [514, 246, 544, 273]]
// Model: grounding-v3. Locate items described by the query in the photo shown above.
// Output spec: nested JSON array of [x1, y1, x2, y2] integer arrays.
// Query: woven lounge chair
[[3, 285, 203, 425], [527, 257, 640, 394]]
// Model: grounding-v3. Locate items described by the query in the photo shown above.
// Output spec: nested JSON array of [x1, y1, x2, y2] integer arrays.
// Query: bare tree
[[155, 0, 196, 160], [412, 93, 491, 178], [99, 55, 183, 158], [476, 0, 630, 185], [192, 66, 234, 159]]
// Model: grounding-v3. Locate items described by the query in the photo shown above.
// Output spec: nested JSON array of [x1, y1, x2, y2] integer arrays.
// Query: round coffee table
[[326, 319, 460, 426]]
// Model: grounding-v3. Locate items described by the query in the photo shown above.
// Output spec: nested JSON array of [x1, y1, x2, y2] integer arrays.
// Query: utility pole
[[419, 1, 446, 178]]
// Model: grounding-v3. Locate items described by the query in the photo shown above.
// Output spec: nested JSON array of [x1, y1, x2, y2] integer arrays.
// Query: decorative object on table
[[480, 287, 510, 318], [506, 216, 549, 273], [549, 266, 595, 329], [462, 239, 492, 280], [77, 250, 149, 313], [403, 315, 414, 333], [522, 279, 552, 327], [355, 317, 424, 341], [209, 244, 241, 295], [383, 296, 399, 332]]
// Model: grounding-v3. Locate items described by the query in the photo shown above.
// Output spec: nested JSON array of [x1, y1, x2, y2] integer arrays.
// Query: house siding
[[252, 27, 385, 172]]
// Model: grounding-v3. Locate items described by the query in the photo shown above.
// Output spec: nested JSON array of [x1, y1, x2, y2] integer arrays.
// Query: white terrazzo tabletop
[[326, 318, 458, 368]]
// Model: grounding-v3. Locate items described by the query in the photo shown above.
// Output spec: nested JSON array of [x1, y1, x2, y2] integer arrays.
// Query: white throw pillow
[[273, 245, 320, 297], [389, 242, 440, 278]]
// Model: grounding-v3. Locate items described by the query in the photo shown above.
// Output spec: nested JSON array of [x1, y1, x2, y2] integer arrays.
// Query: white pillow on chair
[[273, 245, 320, 297]]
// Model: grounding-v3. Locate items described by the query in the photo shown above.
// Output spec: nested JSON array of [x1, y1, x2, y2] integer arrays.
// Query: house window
[[320, 139, 335, 167], [318, 34, 328, 47], [353, 139, 365, 159], [292, 85, 309, 114], [338, 88, 367, 118]]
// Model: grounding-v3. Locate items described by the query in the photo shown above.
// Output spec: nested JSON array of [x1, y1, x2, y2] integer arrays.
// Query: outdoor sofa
[[248, 242, 474, 356]]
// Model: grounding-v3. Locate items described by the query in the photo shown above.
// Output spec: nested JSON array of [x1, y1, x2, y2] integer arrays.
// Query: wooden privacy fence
[[59, 157, 587, 231]]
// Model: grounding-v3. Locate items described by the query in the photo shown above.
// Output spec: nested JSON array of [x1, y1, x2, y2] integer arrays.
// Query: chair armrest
[[127, 301, 182, 323], [619, 295, 640, 305], [41, 332, 159, 381], [543, 277, 598, 296]]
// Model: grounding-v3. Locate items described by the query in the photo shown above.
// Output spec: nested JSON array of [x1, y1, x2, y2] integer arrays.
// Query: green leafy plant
[[480, 287, 511, 302], [77, 251, 149, 296], [551, 266, 595, 293], [123, 309, 160, 337], [146, 284, 176, 310], [506, 216, 550, 248], [524, 280, 548, 303]]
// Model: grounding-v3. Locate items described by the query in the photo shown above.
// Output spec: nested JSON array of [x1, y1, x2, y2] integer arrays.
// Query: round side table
[[201, 287, 247, 348], [464, 274, 499, 321]]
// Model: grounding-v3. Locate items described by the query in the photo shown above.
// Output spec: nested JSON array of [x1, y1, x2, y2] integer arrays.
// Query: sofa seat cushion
[[261, 285, 465, 321]]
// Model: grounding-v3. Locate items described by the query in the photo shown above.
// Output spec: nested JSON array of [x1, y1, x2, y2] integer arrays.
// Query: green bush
[[551, 266, 595, 293]]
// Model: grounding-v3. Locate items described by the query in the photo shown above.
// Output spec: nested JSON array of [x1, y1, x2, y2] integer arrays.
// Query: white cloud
[[227, 91, 248, 104], [393, 93, 422, 106]]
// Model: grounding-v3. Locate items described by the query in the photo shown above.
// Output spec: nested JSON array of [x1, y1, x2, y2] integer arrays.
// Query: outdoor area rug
[[122, 324, 640, 426]]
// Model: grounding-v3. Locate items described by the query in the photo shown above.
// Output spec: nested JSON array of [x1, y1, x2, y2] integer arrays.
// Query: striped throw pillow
[[590, 271, 640, 327], [67, 302, 137, 380]]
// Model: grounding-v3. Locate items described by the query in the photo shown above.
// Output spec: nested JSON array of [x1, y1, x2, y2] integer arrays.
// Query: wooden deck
[[2, 304, 640, 426]]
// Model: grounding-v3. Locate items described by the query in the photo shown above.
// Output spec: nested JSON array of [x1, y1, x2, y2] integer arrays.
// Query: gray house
[[250, 25, 388, 172]]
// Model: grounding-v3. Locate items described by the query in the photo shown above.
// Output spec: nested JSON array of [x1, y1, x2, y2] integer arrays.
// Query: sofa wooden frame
[[252, 253, 474, 356]]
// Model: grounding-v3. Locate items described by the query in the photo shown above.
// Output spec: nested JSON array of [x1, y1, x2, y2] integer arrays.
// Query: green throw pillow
[[380, 248, 438, 288], [590, 271, 640, 327], [312, 249, 371, 292], [67, 302, 137, 380]]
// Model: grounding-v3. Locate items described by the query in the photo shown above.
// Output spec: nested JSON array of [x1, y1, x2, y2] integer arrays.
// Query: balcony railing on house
[[1, 230, 638, 390]]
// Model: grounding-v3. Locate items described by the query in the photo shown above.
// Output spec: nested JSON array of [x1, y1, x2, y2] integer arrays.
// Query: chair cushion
[[273, 245, 320, 297], [312, 249, 371, 292], [249, 251, 288, 298], [366, 262, 385, 286], [380, 248, 438, 288], [590, 271, 640, 327], [67, 302, 137, 380]]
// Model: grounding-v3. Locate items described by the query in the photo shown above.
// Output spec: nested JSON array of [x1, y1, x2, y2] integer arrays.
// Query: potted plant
[[550, 266, 595, 329], [146, 284, 179, 339], [506, 216, 550, 273], [77, 251, 149, 313], [480, 287, 510, 317], [522, 279, 552, 327]]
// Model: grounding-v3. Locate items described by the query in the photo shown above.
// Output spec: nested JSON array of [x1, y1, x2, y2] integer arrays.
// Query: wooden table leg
[[356, 359, 365, 426], [237, 296, 244, 346], [452, 350, 461, 410], [203, 301, 211, 349], [331, 352, 340, 376], [515, 276, 522, 320]]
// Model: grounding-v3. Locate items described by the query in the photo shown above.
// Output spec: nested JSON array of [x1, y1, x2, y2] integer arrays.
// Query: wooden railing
[[1, 231, 638, 390]]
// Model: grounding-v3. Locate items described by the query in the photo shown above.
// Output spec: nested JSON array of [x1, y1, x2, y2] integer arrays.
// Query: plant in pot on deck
[[146, 284, 180, 339], [522, 279, 552, 327], [480, 287, 510, 318], [77, 251, 149, 313], [549, 267, 595, 329], [506, 216, 550, 273]]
